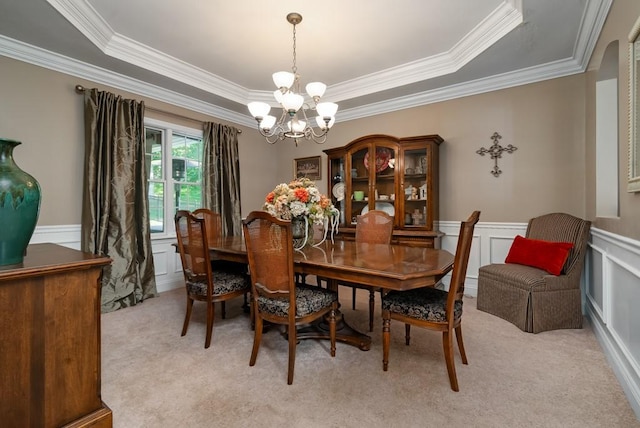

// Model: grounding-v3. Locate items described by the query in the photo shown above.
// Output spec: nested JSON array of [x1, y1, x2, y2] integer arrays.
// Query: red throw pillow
[[505, 235, 574, 275]]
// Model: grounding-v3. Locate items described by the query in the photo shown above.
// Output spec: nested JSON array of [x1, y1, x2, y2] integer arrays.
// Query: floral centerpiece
[[264, 178, 334, 224], [263, 178, 337, 247]]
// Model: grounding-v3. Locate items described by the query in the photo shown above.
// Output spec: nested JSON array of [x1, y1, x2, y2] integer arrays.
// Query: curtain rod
[[74, 85, 241, 133]]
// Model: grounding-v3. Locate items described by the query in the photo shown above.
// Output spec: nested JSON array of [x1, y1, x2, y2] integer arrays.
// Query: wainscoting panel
[[29, 224, 82, 250], [586, 245, 605, 320], [489, 236, 517, 264], [153, 249, 169, 277], [28, 225, 185, 293], [145, 238, 184, 293], [437, 220, 527, 296], [587, 228, 640, 419]]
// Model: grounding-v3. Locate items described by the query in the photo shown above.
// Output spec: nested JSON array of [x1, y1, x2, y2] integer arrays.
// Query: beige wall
[[0, 57, 86, 225], [585, 0, 640, 240], [279, 75, 587, 224], [0, 56, 277, 225], [0, 55, 589, 227], [3, 0, 640, 241]]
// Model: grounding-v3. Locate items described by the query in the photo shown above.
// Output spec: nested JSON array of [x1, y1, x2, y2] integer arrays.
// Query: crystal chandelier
[[247, 13, 338, 146]]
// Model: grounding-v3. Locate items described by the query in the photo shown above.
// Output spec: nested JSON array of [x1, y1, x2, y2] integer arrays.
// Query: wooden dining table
[[208, 236, 455, 351]]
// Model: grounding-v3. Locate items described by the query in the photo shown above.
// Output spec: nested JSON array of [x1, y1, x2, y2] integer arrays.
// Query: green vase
[[0, 138, 41, 266]]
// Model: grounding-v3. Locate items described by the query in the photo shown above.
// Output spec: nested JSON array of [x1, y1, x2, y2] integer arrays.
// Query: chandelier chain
[[291, 23, 297, 76]]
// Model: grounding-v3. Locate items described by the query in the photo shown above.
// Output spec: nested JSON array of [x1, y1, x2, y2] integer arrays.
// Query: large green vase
[[0, 138, 41, 266]]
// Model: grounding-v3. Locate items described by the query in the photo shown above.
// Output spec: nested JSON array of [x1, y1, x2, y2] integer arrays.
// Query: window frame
[[144, 117, 204, 239]]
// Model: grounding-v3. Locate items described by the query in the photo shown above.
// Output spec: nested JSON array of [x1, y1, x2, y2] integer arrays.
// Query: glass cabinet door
[[329, 156, 346, 226], [371, 146, 397, 222], [348, 145, 370, 224], [402, 147, 428, 227]]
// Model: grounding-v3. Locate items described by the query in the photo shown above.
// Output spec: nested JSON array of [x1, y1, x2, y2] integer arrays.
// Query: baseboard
[[587, 301, 640, 419], [586, 228, 640, 420]]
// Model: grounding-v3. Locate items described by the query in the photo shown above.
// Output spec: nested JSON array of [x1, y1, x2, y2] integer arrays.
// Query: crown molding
[[48, 0, 522, 104], [573, 0, 613, 68], [46, 0, 113, 48], [104, 33, 248, 103], [327, 0, 523, 102], [0, 0, 608, 128], [46, 0, 249, 104], [0, 33, 585, 128], [336, 57, 584, 122], [0, 35, 254, 128]]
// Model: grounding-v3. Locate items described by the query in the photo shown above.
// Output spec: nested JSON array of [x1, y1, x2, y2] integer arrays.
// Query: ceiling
[[0, 0, 611, 127]]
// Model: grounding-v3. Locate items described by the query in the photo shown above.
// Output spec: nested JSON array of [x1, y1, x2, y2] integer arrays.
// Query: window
[[596, 41, 619, 217], [145, 118, 203, 235]]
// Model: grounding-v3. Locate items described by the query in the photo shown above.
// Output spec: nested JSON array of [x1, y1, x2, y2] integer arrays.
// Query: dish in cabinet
[[361, 202, 395, 217], [364, 148, 392, 173], [332, 182, 345, 201]]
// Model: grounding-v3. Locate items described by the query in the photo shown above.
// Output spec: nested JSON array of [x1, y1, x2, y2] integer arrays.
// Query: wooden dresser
[[0, 243, 112, 427]]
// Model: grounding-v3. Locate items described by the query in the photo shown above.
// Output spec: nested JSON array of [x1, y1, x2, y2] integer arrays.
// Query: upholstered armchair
[[477, 212, 591, 333]]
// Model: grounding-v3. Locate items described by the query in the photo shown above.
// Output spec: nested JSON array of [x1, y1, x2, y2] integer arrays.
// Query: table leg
[[295, 277, 372, 351]]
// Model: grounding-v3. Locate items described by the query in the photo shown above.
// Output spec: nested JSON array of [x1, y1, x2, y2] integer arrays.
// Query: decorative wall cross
[[476, 132, 517, 177]]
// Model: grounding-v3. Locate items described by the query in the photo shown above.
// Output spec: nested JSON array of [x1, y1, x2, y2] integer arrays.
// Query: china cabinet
[[324, 134, 443, 247]]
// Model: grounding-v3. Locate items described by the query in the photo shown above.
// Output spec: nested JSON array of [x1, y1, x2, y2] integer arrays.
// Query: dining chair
[[349, 210, 394, 331], [381, 210, 480, 391], [242, 211, 338, 385], [193, 208, 249, 316], [175, 210, 250, 349]]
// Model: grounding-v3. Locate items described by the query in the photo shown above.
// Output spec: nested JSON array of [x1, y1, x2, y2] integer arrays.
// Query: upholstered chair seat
[[478, 263, 547, 289], [256, 285, 338, 318], [186, 270, 251, 296], [382, 288, 462, 322]]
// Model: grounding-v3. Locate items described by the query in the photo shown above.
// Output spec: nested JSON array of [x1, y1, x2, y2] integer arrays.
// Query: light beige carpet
[[101, 284, 639, 428]]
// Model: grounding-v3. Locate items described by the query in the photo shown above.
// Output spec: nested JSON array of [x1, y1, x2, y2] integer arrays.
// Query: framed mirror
[[628, 16, 640, 192]]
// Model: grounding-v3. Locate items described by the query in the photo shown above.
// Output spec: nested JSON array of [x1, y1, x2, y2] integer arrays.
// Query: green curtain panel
[[81, 88, 158, 313], [202, 122, 242, 236]]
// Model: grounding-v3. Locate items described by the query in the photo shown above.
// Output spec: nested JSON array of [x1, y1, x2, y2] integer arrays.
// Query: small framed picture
[[294, 156, 322, 180]]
